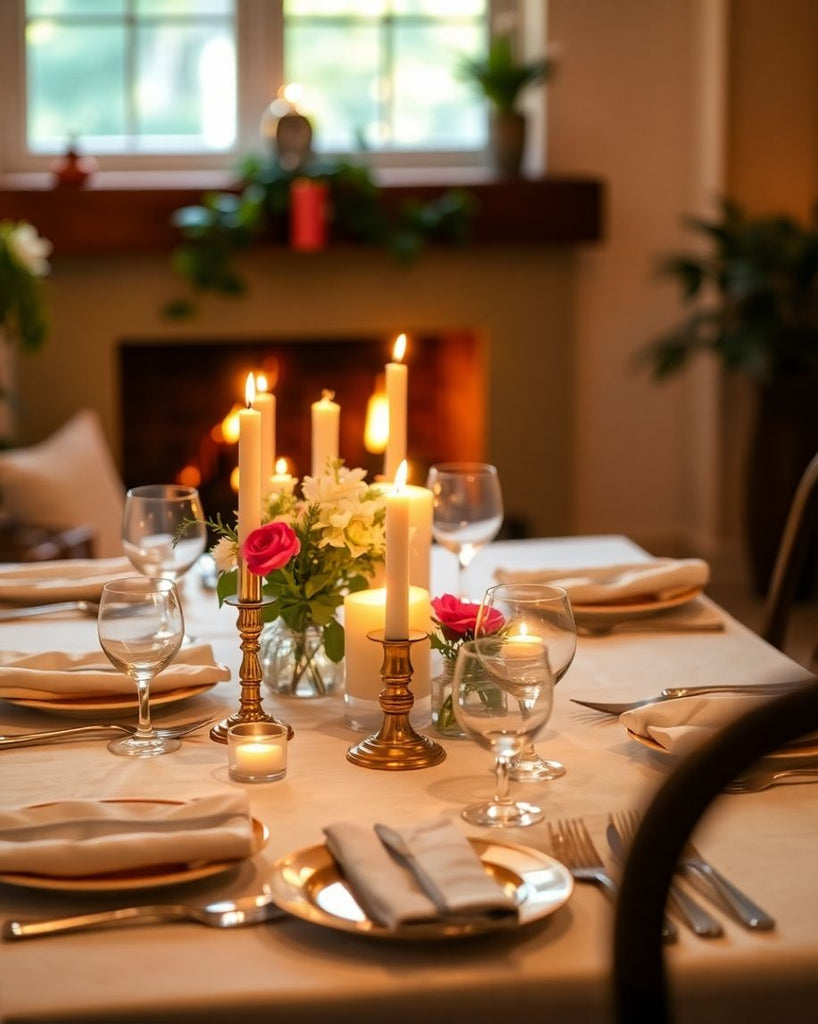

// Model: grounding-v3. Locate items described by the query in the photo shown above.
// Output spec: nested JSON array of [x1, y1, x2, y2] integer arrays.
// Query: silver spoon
[[725, 767, 818, 793], [3, 892, 287, 941]]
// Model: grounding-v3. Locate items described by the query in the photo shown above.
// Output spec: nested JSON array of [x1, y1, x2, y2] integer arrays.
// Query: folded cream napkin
[[494, 558, 710, 605], [621, 692, 778, 756], [0, 792, 255, 877], [324, 818, 518, 930], [0, 643, 230, 699], [0, 557, 133, 604]]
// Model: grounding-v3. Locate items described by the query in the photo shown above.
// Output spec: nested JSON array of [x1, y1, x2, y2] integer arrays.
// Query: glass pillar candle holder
[[227, 722, 289, 783]]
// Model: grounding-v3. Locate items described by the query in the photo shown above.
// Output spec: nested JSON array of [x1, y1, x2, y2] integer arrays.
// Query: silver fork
[[609, 810, 722, 938], [548, 816, 678, 942], [0, 717, 215, 750]]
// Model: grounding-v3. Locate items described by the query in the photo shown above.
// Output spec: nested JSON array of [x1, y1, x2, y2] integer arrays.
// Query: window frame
[[0, 0, 543, 178]]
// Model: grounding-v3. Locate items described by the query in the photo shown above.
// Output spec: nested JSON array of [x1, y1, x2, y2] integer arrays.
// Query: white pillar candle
[[372, 480, 432, 591], [238, 373, 262, 547], [344, 586, 431, 702], [311, 389, 340, 476], [384, 461, 410, 640], [254, 385, 276, 484], [384, 333, 407, 482]]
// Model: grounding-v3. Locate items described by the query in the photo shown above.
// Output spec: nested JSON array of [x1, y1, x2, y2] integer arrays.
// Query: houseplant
[[641, 198, 818, 594], [458, 31, 555, 178]]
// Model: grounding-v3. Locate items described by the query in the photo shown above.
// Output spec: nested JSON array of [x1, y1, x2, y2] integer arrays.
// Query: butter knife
[[570, 680, 809, 715]]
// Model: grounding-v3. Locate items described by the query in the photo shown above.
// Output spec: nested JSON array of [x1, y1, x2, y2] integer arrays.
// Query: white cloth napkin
[[0, 793, 255, 877], [493, 558, 710, 605], [324, 819, 518, 930], [0, 643, 230, 698], [621, 692, 779, 755], [0, 557, 134, 604]]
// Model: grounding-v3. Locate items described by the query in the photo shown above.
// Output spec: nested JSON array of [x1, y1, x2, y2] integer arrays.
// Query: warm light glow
[[230, 465, 240, 493], [282, 82, 303, 106], [364, 387, 389, 454], [222, 405, 242, 444], [255, 373, 269, 392], [245, 372, 256, 407], [394, 460, 408, 492], [517, 623, 529, 638], [392, 333, 407, 363], [177, 464, 201, 488], [274, 457, 288, 475]]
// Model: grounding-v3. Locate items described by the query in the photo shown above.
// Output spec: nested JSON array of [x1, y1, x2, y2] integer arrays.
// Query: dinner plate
[[626, 727, 818, 764], [268, 837, 573, 940], [571, 586, 702, 626], [0, 806, 268, 894], [3, 682, 217, 718]]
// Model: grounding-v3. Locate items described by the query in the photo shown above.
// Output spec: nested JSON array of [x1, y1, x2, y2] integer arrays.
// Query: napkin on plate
[[324, 818, 518, 930], [0, 643, 230, 699], [0, 557, 133, 604], [0, 792, 255, 877], [493, 558, 710, 605], [621, 692, 780, 756]]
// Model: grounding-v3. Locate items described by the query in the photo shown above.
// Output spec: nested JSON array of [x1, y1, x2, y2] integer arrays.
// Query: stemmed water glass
[[451, 636, 555, 827], [476, 583, 576, 781], [426, 463, 503, 598], [122, 484, 207, 583], [97, 577, 184, 758]]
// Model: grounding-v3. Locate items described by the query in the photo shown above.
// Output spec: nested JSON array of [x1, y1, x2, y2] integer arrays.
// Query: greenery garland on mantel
[[164, 155, 474, 318]]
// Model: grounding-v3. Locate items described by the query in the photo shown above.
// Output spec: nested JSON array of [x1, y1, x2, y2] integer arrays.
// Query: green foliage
[[458, 32, 554, 114], [641, 199, 818, 383], [164, 156, 474, 316], [0, 233, 48, 351]]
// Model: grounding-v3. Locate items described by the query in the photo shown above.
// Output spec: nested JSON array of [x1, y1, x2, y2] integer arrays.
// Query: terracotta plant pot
[[490, 110, 526, 179]]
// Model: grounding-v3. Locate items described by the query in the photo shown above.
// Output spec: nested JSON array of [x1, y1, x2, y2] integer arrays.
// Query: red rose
[[431, 594, 504, 641], [241, 522, 300, 576]]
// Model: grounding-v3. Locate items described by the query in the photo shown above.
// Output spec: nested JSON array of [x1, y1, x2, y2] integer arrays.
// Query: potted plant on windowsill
[[458, 32, 555, 179], [640, 198, 818, 595]]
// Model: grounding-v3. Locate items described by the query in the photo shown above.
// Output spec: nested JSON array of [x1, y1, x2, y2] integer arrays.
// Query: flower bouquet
[[429, 594, 505, 734], [211, 461, 386, 696]]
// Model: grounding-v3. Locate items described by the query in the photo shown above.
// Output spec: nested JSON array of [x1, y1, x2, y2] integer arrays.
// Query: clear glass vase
[[260, 618, 343, 698], [430, 658, 465, 737]]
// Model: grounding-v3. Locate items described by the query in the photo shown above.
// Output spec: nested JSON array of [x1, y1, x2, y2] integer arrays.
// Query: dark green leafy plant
[[641, 199, 818, 382], [0, 221, 51, 351], [164, 156, 474, 318], [458, 32, 554, 113]]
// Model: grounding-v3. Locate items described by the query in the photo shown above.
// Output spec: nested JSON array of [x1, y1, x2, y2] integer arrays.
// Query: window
[[0, 0, 537, 175]]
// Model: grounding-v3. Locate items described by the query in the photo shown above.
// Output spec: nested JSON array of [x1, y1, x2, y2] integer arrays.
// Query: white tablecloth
[[0, 536, 816, 1024]]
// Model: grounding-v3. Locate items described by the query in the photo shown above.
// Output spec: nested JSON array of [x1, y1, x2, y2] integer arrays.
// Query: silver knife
[[0, 601, 98, 621], [570, 680, 809, 715]]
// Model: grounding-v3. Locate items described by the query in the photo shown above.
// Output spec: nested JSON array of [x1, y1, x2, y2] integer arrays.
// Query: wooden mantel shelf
[[0, 174, 603, 255]]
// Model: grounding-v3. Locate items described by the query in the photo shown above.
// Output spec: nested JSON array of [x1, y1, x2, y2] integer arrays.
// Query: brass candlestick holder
[[210, 561, 293, 744], [347, 630, 446, 770]]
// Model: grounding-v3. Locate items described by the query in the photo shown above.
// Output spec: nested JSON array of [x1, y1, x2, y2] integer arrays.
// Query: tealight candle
[[227, 722, 288, 783]]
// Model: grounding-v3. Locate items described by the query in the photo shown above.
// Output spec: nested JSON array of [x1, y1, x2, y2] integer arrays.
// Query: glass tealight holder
[[227, 722, 288, 783]]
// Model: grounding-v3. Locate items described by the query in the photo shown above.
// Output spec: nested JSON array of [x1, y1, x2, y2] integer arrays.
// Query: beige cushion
[[0, 410, 125, 557]]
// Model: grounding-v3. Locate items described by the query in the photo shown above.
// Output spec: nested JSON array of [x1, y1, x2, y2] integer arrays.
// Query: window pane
[[393, 24, 485, 150], [393, 1, 485, 14], [27, 21, 126, 149], [136, 23, 236, 149], [27, 1, 124, 14], [136, 0, 233, 14], [285, 1, 388, 15]]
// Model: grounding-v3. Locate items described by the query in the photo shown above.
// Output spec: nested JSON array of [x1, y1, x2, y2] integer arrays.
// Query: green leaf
[[216, 569, 237, 607], [323, 618, 345, 662]]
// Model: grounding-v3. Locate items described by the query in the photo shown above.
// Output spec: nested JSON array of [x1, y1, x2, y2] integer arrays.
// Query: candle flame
[[394, 459, 408, 492], [255, 373, 269, 392], [274, 457, 288, 474], [245, 372, 256, 407], [392, 333, 407, 363], [518, 623, 529, 637]]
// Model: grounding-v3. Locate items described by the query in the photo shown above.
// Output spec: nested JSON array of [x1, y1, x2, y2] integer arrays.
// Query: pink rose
[[241, 522, 300, 576], [431, 594, 504, 641]]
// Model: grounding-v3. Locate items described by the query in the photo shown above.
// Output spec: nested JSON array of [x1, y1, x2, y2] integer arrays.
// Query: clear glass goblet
[[426, 463, 503, 599], [122, 484, 207, 583], [477, 583, 576, 781], [97, 576, 184, 758], [452, 636, 555, 827]]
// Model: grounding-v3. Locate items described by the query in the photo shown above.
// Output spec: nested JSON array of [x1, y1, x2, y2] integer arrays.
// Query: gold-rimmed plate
[[571, 587, 702, 627], [268, 837, 573, 940], [3, 682, 217, 718], [626, 727, 818, 764], [0, 804, 268, 893]]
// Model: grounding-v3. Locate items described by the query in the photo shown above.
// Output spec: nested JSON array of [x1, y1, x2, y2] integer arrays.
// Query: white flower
[[302, 464, 368, 506], [212, 535, 238, 573], [6, 222, 52, 277]]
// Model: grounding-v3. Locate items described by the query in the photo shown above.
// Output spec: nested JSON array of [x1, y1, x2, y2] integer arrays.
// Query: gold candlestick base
[[347, 630, 445, 770], [210, 566, 292, 743]]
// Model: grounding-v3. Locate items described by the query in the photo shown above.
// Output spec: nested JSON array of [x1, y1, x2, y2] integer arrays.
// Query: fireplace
[[119, 331, 485, 526]]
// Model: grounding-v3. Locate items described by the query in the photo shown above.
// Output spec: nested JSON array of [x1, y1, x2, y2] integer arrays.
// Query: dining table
[[1, 534, 817, 1024]]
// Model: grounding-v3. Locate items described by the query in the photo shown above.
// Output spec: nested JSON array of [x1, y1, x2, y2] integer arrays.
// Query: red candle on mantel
[[290, 178, 328, 251]]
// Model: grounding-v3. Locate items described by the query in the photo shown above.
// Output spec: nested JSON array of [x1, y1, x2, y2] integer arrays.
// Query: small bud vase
[[430, 658, 465, 737], [260, 618, 342, 698]]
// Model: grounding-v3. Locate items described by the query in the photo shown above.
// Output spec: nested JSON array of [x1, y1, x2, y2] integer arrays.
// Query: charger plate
[[4, 682, 217, 718], [572, 587, 702, 627], [0, 802, 268, 893], [626, 727, 818, 764], [268, 837, 573, 940]]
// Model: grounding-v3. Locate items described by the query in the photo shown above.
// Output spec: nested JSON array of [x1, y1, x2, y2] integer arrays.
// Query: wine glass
[[426, 463, 503, 598], [97, 577, 184, 758], [122, 484, 207, 583], [451, 636, 555, 827], [476, 583, 576, 782]]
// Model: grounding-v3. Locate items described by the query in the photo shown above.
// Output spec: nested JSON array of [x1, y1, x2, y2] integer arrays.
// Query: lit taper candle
[[238, 373, 262, 547], [384, 333, 407, 482], [384, 460, 411, 640], [254, 377, 276, 487]]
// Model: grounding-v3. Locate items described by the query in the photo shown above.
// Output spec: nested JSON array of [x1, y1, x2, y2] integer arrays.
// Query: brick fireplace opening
[[119, 331, 485, 525]]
